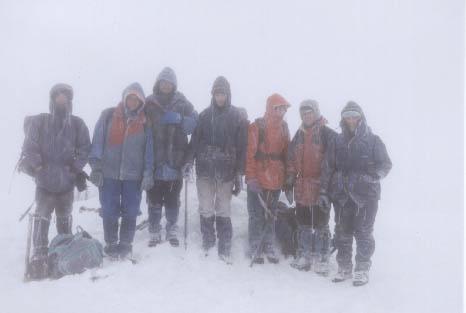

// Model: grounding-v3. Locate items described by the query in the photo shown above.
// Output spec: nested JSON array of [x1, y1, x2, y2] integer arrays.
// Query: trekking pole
[[19, 201, 35, 222], [250, 192, 276, 267], [23, 213, 34, 281], [184, 177, 188, 250]]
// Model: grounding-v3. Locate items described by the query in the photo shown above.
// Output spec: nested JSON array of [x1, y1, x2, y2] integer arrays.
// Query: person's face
[[344, 116, 361, 133], [54, 93, 69, 109], [272, 105, 287, 119], [214, 92, 227, 107], [302, 110, 316, 127], [159, 80, 174, 95], [126, 94, 140, 111]]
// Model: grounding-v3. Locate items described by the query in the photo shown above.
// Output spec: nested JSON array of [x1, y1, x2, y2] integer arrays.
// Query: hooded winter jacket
[[89, 82, 154, 181], [245, 93, 290, 191], [189, 76, 247, 181], [320, 102, 392, 207], [144, 67, 198, 181], [287, 118, 336, 206], [20, 83, 91, 193]]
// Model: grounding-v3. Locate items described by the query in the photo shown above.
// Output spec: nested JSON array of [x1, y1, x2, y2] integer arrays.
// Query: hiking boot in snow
[[332, 268, 353, 283], [29, 252, 49, 280], [148, 231, 162, 247], [314, 259, 330, 277], [118, 243, 132, 259], [104, 243, 119, 259], [251, 255, 265, 264], [264, 248, 280, 264], [219, 253, 233, 265], [166, 224, 179, 247], [353, 271, 369, 287], [200, 216, 216, 253], [290, 255, 311, 271]]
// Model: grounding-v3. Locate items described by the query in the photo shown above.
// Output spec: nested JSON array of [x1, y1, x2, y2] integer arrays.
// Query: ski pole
[[23, 213, 34, 281], [184, 177, 188, 250], [19, 201, 35, 222]]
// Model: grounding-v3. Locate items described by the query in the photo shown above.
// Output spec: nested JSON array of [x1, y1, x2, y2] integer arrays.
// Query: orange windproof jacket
[[245, 94, 290, 191]]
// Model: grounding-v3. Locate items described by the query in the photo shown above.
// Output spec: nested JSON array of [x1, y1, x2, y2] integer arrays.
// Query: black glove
[[89, 170, 104, 188], [75, 171, 89, 192], [318, 193, 331, 214], [232, 174, 243, 196]]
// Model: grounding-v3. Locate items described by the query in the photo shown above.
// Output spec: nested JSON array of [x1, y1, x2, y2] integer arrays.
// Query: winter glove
[[247, 178, 262, 194], [232, 174, 243, 197], [318, 193, 331, 214], [181, 163, 193, 179], [89, 170, 104, 188], [75, 171, 89, 192], [161, 111, 182, 125]]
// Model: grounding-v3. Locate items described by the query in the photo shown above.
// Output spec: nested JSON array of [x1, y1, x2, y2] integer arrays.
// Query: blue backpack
[[48, 227, 103, 279]]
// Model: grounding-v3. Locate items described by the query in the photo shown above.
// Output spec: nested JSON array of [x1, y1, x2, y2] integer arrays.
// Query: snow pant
[[196, 177, 233, 256], [295, 204, 331, 261], [99, 178, 142, 246], [334, 199, 378, 272], [146, 179, 182, 237], [246, 188, 280, 257], [33, 187, 74, 256]]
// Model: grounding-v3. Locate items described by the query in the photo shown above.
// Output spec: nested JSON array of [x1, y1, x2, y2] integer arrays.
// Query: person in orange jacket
[[245, 93, 290, 264]]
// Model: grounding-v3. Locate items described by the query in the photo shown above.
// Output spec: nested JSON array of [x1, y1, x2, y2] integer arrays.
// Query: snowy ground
[[0, 169, 462, 313]]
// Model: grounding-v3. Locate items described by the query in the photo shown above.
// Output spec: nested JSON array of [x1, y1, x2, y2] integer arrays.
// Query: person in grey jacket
[[89, 82, 154, 259], [19, 83, 91, 279]]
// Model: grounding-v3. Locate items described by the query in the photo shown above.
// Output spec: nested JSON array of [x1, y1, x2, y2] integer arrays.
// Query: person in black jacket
[[144, 67, 198, 247], [187, 76, 247, 263], [319, 101, 392, 286]]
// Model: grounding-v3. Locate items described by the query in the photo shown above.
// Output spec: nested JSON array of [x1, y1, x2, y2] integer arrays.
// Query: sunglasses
[[274, 106, 288, 112]]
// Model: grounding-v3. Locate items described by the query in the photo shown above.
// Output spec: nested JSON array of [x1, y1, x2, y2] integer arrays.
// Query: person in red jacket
[[285, 100, 336, 274], [246, 93, 290, 264]]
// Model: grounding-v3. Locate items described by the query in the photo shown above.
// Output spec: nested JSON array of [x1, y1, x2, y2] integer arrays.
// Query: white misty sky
[[0, 0, 463, 210]]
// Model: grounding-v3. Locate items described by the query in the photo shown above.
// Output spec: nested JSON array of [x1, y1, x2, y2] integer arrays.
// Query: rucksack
[[254, 117, 289, 161], [274, 201, 298, 258], [47, 227, 103, 279]]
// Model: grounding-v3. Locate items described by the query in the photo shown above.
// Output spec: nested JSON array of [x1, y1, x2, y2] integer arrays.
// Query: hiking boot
[[251, 256, 264, 264], [290, 255, 311, 271], [219, 253, 233, 265], [353, 270, 369, 287], [29, 254, 48, 280], [166, 224, 179, 247], [104, 243, 119, 259], [314, 260, 330, 277], [118, 243, 133, 259], [148, 231, 162, 247], [332, 268, 353, 283], [265, 249, 279, 264]]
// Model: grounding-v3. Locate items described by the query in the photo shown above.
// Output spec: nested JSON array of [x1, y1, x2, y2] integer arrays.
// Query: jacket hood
[[121, 82, 146, 113], [211, 76, 231, 108], [153, 67, 178, 94], [340, 101, 369, 136], [265, 93, 290, 120], [49, 83, 73, 115]]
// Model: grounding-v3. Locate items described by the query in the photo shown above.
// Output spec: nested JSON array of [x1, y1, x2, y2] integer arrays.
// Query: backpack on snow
[[47, 226, 103, 279]]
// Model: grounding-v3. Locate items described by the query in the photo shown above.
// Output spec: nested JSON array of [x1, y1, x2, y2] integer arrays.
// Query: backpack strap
[[254, 117, 287, 162]]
